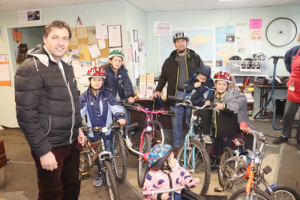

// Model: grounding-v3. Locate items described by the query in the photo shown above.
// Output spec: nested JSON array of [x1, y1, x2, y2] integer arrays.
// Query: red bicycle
[[122, 100, 174, 187]]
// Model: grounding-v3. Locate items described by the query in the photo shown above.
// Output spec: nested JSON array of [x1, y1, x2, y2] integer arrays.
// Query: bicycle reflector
[[143, 152, 149, 162]]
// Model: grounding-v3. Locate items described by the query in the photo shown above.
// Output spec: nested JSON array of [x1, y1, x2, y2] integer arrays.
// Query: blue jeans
[[171, 90, 191, 147], [168, 192, 181, 200], [92, 138, 113, 172]]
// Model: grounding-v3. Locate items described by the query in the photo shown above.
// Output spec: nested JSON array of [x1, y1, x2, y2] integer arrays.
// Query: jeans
[[167, 192, 181, 200], [92, 138, 113, 172], [171, 90, 191, 147], [31, 140, 82, 200], [282, 100, 300, 141]]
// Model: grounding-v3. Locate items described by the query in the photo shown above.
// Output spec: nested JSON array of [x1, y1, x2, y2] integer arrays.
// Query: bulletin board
[[68, 26, 119, 62]]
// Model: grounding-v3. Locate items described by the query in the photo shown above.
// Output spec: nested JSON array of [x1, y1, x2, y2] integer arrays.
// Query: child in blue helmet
[[143, 144, 200, 200], [183, 65, 215, 144], [80, 66, 126, 187]]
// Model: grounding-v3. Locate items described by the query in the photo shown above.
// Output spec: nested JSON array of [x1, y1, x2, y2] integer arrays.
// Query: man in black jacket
[[152, 32, 203, 153], [15, 20, 84, 200]]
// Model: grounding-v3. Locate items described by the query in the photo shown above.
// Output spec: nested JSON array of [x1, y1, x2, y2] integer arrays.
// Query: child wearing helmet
[[183, 65, 215, 144], [211, 71, 239, 169], [102, 50, 135, 146], [143, 143, 200, 200], [79, 66, 126, 187]]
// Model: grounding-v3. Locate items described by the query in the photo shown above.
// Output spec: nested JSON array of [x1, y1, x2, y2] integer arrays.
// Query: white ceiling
[[0, 0, 300, 12]]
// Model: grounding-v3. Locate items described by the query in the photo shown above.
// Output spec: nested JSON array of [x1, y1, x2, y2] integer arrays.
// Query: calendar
[[0, 54, 11, 86]]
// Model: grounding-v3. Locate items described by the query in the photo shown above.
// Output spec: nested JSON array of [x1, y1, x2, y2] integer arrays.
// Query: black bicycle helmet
[[173, 32, 189, 43], [229, 55, 242, 60]]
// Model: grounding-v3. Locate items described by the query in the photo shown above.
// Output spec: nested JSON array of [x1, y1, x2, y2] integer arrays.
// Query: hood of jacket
[[102, 63, 127, 73], [169, 48, 197, 62], [193, 65, 211, 79], [26, 44, 71, 67]]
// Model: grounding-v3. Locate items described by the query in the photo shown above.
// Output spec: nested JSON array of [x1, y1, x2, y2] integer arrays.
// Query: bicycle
[[79, 122, 122, 200], [228, 122, 300, 200], [121, 100, 174, 188], [168, 95, 214, 197]]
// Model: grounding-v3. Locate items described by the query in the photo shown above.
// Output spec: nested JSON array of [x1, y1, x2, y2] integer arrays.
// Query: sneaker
[[273, 136, 288, 144], [203, 135, 213, 144], [92, 175, 103, 187], [6, 159, 11, 164], [124, 138, 133, 148]]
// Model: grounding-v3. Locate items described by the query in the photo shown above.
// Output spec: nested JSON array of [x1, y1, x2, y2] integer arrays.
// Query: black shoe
[[273, 136, 288, 144], [297, 141, 300, 150]]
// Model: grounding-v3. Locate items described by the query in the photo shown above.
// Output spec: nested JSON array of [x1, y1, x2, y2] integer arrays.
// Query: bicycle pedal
[[81, 172, 90, 180], [214, 187, 224, 192]]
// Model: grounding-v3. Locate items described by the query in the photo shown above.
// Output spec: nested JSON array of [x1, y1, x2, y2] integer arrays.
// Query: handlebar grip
[[211, 102, 217, 108], [148, 120, 163, 131], [165, 111, 175, 116], [125, 123, 138, 137], [168, 95, 185, 101]]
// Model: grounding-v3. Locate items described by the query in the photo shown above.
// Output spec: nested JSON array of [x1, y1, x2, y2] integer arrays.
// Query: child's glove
[[161, 192, 170, 200], [117, 119, 126, 126]]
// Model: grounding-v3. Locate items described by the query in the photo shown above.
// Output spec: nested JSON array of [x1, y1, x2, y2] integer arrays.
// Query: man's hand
[[117, 119, 126, 126], [151, 91, 161, 100], [194, 82, 201, 88], [40, 151, 58, 171], [128, 97, 135, 104], [161, 192, 170, 200], [204, 100, 211, 105], [78, 128, 85, 146], [214, 103, 224, 111]]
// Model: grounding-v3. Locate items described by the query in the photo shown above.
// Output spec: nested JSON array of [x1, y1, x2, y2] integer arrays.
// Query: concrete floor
[[0, 118, 299, 200]]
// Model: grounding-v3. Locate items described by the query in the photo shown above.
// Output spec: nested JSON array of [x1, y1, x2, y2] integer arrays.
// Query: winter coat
[[80, 87, 125, 140], [213, 89, 240, 137], [155, 49, 203, 107], [286, 46, 300, 103], [183, 65, 215, 105], [143, 161, 194, 200], [102, 63, 134, 100], [284, 45, 300, 73], [15, 44, 82, 157], [231, 87, 255, 130]]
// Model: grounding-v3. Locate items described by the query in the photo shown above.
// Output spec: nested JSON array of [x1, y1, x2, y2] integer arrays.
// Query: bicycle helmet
[[108, 50, 125, 60], [253, 52, 268, 61], [147, 143, 173, 171], [214, 71, 232, 83], [87, 66, 106, 79], [229, 55, 242, 60], [173, 32, 189, 43]]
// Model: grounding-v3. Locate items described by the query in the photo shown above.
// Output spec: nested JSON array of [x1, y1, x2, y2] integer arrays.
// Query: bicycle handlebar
[[124, 123, 144, 156], [142, 181, 198, 195], [168, 95, 185, 101]]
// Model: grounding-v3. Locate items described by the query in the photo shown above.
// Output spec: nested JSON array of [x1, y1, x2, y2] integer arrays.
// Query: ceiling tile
[[155, 2, 186, 11], [28, 0, 72, 7], [185, 0, 216, 10], [137, 4, 159, 12], [215, 1, 248, 9], [1, 2, 41, 10], [0, 0, 25, 4], [127, 0, 152, 6], [273, 0, 300, 6], [148, 0, 184, 5], [242, 0, 280, 7]]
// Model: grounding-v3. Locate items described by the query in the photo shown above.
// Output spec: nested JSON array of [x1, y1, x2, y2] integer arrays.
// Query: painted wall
[[146, 5, 300, 110], [0, 1, 147, 128]]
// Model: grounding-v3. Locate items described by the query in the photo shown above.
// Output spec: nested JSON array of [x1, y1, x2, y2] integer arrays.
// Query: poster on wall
[[0, 29, 4, 51], [0, 54, 11, 86], [250, 30, 263, 40], [249, 19, 262, 29], [18, 8, 42, 24], [154, 22, 172, 36]]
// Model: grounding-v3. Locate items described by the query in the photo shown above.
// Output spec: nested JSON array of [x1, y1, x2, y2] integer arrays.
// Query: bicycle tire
[[112, 130, 127, 183], [79, 147, 90, 180], [176, 138, 211, 196], [218, 147, 235, 189], [104, 161, 121, 200], [229, 187, 272, 200], [271, 186, 300, 200], [138, 133, 151, 188]]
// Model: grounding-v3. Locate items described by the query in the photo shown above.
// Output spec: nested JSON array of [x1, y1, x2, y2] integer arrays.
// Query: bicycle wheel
[[218, 147, 235, 189], [79, 146, 90, 180], [271, 186, 300, 200], [176, 138, 211, 196], [112, 130, 127, 183], [266, 17, 297, 47], [229, 187, 272, 200], [104, 161, 121, 200], [137, 133, 151, 188]]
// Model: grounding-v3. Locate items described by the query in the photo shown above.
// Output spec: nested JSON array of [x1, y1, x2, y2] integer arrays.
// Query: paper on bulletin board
[[0, 54, 11, 86], [95, 22, 108, 39], [250, 30, 263, 40], [72, 56, 81, 78], [88, 44, 101, 59], [83, 46, 91, 61], [70, 28, 78, 45], [108, 25, 122, 47], [77, 27, 88, 38], [249, 19, 262, 29], [87, 27, 97, 44], [98, 39, 106, 50]]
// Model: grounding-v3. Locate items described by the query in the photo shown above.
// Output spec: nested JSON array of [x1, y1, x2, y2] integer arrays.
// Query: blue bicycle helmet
[[147, 143, 173, 171]]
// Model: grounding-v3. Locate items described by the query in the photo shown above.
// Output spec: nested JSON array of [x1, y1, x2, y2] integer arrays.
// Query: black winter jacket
[[183, 65, 215, 106], [155, 49, 203, 107], [102, 63, 134, 100], [15, 44, 82, 157]]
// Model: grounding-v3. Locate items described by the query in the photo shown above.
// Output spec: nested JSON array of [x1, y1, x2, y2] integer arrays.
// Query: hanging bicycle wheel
[[266, 17, 297, 47]]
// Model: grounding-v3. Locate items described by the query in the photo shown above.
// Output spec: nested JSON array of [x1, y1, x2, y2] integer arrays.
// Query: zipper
[[57, 62, 75, 144], [175, 66, 179, 97], [46, 117, 51, 136], [184, 52, 189, 79]]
